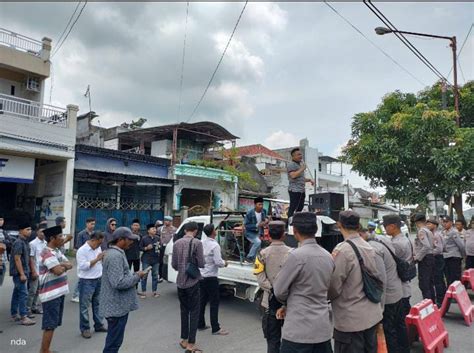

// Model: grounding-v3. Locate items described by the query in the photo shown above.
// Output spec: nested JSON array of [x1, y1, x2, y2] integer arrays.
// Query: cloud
[[264, 130, 299, 149]]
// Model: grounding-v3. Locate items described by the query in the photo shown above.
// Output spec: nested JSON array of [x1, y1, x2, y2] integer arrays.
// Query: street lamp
[[375, 27, 460, 127]]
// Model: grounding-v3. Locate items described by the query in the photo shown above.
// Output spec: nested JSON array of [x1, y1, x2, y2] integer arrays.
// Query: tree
[[342, 81, 474, 219]]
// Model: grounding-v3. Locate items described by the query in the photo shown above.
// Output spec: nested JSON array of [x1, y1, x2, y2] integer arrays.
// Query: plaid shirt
[[172, 235, 204, 289]]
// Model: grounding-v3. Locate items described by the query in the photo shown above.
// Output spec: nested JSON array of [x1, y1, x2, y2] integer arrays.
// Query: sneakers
[[19, 317, 36, 326], [70, 296, 79, 303], [81, 330, 92, 339], [26, 311, 36, 319], [158, 277, 164, 283], [212, 328, 229, 336], [138, 293, 147, 299], [198, 325, 210, 331], [153, 292, 160, 298]]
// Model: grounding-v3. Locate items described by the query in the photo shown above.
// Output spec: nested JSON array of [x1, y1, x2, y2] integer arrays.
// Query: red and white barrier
[[461, 269, 474, 290], [439, 280, 474, 326]]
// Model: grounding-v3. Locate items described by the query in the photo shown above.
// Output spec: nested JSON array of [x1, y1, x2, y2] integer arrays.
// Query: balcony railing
[[0, 28, 42, 55], [0, 94, 68, 127]]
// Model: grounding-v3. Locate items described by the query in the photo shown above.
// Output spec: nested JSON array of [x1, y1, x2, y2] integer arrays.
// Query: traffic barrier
[[461, 269, 474, 290], [405, 299, 449, 353], [376, 324, 387, 353], [439, 280, 474, 326]]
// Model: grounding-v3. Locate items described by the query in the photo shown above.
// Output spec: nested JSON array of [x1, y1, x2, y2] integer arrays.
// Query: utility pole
[[450, 36, 460, 126]]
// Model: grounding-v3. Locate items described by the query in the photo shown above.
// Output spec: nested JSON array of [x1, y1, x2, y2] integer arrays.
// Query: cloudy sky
[[1, 1, 472, 188]]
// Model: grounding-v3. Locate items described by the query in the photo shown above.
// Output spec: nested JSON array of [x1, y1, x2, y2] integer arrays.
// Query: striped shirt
[[38, 247, 69, 303]]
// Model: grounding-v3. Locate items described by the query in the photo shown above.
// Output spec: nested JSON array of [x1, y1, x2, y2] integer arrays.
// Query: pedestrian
[[198, 224, 229, 336], [244, 197, 268, 263], [39, 225, 73, 353], [465, 217, 474, 269], [413, 213, 436, 301], [442, 216, 465, 285], [254, 221, 291, 353], [426, 217, 447, 307], [273, 213, 334, 353], [172, 222, 205, 353], [157, 216, 177, 281], [455, 218, 467, 239], [367, 221, 377, 236], [102, 218, 117, 251], [28, 223, 47, 315], [10, 222, 37, 326], [77, 231, 107, 339], [286, 148, 314, 220], [139, 223, 160, 299], [329, 210, 383, 353], [361, 225, 410, 353], [1, 215, 8, 286], [386, 215, 415, 317], [100, 227, 146, 353], [125, 219, 141, 276], [55, 216, 73, 253]]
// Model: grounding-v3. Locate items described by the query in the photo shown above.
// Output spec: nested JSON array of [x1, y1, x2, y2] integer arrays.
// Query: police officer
[[426, 217, 446, 307], [254, 221, 291, 353], [413, 213, 435, 301]]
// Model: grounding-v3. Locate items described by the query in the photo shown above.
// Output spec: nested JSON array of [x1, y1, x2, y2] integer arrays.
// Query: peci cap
[[339, 210, 360, 229], [43, 226, 62, 239], [131, 218, 140, 224], [164, 216, 173, 221], [413, 213, 426, 223], [111, 227, 139, 243], [18, 222, 31, 230], [426, 217, 439, 226], [383, 214, 402, 227], [146, 223, 156, 230]]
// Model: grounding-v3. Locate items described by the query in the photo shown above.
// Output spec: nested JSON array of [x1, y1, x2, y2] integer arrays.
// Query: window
[[26, 76, 40, 92], [318, 163, 322, 172], [10, 85, 15, 95]]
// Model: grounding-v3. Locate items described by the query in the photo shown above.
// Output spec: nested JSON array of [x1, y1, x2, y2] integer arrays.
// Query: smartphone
[[144, 266, 152, 273]]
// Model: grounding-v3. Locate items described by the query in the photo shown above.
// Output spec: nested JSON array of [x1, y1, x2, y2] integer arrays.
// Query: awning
[[0, 154, 34, 183]]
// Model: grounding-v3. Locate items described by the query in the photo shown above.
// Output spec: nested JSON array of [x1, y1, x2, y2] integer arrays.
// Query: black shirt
[[140, 235, 160, 265], [125, 233, 141, 261], [10, 237, 30, 277]]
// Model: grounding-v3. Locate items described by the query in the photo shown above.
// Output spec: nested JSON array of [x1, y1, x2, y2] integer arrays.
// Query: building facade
[[0, 28, 78, 232]]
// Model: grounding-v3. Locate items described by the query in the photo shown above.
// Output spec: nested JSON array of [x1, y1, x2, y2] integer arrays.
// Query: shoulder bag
[[371, 238, 417, 282], [185, 238, 200, 279], [346, 240, 384, 304]]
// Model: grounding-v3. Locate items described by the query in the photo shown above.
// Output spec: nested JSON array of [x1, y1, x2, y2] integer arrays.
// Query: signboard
[[0, 154, 35, 183], [40, 196, 64, 224]]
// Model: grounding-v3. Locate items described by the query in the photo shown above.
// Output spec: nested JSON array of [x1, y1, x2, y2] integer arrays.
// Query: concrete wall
[[0, 39, 51, 78], [151, 140, 171, 158], [0, 69, 42, 101]]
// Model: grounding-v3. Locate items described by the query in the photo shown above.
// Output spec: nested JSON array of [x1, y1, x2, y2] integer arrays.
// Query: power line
[[54, 1, 82, 49], [52, 1, 88, 58], [323, 1, 426, 86], [177, 2, 190, 123], [447, 23, 473, 79], [364, 0, 451, 85], [186, 1, 248, 123]]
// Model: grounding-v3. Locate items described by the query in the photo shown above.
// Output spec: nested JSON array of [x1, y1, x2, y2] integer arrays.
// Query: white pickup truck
[[164, 213, 339, 302]]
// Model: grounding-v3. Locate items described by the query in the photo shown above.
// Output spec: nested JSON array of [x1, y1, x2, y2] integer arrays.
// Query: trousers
[[382, 299, 410, 353], [178, 283, 200, 344], [334, 325, 377, 353], [418, 254, 435, 301]]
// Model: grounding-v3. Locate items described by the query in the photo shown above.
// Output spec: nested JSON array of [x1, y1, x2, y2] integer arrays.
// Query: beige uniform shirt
[[329, 234, 383, 332], [254, 240, 291, 309], [391, 233, 414, 298]]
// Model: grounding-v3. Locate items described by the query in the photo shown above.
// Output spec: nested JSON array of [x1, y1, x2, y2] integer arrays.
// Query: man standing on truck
[[287, 148, 314, 220], [244, 197, 269, 263], [254, 221, 291, 353]]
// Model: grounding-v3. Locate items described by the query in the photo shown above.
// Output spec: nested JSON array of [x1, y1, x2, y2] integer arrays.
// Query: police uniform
[[413, 214, 435, 302], [254, 223, 291, 353]]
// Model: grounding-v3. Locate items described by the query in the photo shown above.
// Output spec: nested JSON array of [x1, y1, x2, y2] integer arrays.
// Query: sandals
[[153, 292, 161, 298], [212, 329, 229, 336], [179, 340, 188, 349]]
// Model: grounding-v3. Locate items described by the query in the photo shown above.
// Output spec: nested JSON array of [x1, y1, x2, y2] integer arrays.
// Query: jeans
[[418, 254, 435, 301], [433, 255, 447, 307], [334, 325, 377, 353], [382, 299, 410, 353], [198, 277, 221, 333], [245, 232, 261, 261], [11, 275, 28, 317], [73, 281, 80, 298], [103, 314, 129, 353], [178, 283, 200, 344], [281, 339, 333, 353], [444, 257, 462, 286], [141, 261, 159, 292], [262, 310, 283, 353], [27, 276, 40, 312], [79, 278, 104, 332], [288, 191, 305, 219], [0, 263, 5, 286]]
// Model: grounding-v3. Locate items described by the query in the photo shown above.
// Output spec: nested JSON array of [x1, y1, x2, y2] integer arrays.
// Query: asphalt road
[[1, 258, 472, 353]]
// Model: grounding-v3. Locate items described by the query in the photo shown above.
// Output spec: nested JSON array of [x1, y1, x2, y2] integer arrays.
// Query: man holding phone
[[139, 224, 160, 298]]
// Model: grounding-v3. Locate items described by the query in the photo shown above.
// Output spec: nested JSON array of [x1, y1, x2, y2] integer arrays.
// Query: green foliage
[[342, 81, 474, 210]]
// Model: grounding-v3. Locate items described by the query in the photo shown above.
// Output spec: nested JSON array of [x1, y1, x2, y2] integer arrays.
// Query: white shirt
[[200, 237, 225, 278], [30, 237, 47, 273], [76, 242, 103, 279], [255, 211, 262, 225]]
